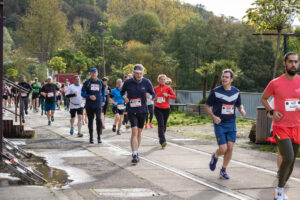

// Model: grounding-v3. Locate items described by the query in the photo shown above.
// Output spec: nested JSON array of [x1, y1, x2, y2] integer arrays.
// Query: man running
[[41, 76, 60, 125], [66, 75, 83, 137], [31, 78, 40, 112], [18, 76, 32, 123], [261, 52, 300, 200], [81, 68, 105, 144], [120, 64, 156, 164], [110, 79, 124, 135], [205, 69, 246, 179]]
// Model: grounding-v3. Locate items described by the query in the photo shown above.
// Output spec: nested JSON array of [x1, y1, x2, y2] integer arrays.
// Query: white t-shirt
[[66, 84, 83, 109]]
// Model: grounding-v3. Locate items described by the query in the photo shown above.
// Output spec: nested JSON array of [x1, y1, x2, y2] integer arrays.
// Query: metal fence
[[174, 90, 262, 119]]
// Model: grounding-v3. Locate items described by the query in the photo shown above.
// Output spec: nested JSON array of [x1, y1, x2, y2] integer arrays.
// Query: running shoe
[[25, 110, 28, 115], [209, 153, 218, 171], [48, 121, 51, 126], [98, 137, 102, 144], [112, 125, 116, 132], [70, 127, 74, 135], [126, 124, 130, 129], [77, 131, 83, 137], [273, 188, 285, 200], [22, 119, 25, 123], [145, 123, 148, 128], [149, 122, 153, 128], [89, 139, 94, 144], [161, 141, 167, 149], [219, 169, 230, 179], [51, 116, 54, 122], [132, 154, 139, 164], [117, 130, 121, 135]]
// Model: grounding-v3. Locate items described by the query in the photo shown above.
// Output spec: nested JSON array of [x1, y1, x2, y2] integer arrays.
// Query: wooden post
[[255, 106, 272, 144]]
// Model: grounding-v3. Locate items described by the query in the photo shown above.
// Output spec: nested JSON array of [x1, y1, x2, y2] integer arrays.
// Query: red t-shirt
[[154, 84, 176, 109], [265, 75, 300, 127]]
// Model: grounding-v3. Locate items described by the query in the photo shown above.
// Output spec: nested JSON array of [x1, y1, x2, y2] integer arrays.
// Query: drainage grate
[[92, 188, 165, 198]]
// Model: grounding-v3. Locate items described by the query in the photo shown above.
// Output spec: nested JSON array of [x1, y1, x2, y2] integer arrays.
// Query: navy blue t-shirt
[[206, 86, 241, 123], [81, 78, 105, 109], [120, 78, 155, 114]]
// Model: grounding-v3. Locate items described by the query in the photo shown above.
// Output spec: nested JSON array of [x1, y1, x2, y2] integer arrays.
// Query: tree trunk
[[210, 74, 219, 91], [272, 31, 282, 78], [203, 77, 207, 100]]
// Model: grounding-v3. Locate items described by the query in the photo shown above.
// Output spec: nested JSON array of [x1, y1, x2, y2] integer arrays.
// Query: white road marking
[[93, 188, 165, 198]]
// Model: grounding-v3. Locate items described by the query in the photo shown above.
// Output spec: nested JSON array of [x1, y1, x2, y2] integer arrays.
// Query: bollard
[[255, 106, 272, 144]]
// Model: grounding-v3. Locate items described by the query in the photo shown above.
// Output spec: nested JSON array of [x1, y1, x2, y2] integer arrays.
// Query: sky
[[183, 0, 300, 27]]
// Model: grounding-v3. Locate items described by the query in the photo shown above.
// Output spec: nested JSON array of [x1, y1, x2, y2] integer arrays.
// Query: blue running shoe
[[209, 153, 218, 171], [220, 169, 230, 179], [48, 121, 51, 126], [70, 127, 74, 135]]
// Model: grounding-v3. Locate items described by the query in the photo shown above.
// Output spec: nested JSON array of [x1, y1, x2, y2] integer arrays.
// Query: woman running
[[145, 95, 154, 128], [154, 74, 176, 148]]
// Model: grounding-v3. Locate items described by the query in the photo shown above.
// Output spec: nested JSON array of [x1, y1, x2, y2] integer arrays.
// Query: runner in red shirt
[[261, 52, 300, 200], [154, 74, 176, 148]]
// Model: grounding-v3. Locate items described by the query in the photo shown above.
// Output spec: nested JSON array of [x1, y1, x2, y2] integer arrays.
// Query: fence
[[174, 90, 263, 119]]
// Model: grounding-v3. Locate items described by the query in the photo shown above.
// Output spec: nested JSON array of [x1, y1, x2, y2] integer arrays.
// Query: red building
[[54, 73, 78, 84]]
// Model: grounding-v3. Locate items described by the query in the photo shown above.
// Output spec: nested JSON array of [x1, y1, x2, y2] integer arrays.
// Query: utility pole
[[0, 0, 3, 158], [102, 38, 106, 77]]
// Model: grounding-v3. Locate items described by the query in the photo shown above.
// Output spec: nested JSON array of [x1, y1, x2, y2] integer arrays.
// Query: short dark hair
[[284, 52, 298, 62], [222, 69, 234, 79]]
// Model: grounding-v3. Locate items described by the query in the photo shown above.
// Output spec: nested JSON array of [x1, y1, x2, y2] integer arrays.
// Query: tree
[[49, 56, 67, 73], [196, 63, 213, 101], [244, 0, 300, 78], [122, 12, 164, 44], [123, 64, 147, 75], [4, 27, 14, 59], [20, 0, 68, 56]]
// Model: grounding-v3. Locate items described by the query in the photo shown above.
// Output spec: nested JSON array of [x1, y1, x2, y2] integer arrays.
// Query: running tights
[[146, 105, 154, 123], [276, 138, 299, 187]]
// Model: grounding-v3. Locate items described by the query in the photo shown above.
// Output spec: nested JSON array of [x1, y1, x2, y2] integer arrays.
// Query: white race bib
[[130, 98, 141, 107], [3, 93, 7, 95], [21, 93, 27, 97], [90, 84, 99, 91], [117, 104, 125, 110], [285, 98, 300, 111], [221, 104, 234, 115], [157, 97, 165, 103], [47, 92, 54, 97]]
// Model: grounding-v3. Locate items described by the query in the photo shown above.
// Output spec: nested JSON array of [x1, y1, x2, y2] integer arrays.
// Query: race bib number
[[285, 98, 300, 111], [90, 84, 99, 91], [3, 93, 7, 95], [157, 97, 165, 103], [221, 104, 234, 115], [47, 92, 54, 97], [130, 98, 141, 107], [21, 93, 27, 97], [117, 104, 125, 110]]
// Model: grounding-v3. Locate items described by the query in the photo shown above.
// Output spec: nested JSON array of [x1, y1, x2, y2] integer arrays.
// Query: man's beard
[[286, 66, 296, 76]]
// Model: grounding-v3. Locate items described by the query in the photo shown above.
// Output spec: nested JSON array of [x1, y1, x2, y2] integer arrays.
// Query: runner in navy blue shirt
[[81, 68, 105, 144], [120, 64, 156, 164], [205, 69, 246, 179]]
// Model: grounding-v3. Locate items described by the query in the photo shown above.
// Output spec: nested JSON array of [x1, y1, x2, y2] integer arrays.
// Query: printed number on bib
[[222, 104, 234, 115], [157, 97, 165, 103], [285, 98, 300, 111], [130, 98, 141, 107], [90, 84, 99, 91], [47, 92, 54, 97], [21, 93, 27, 97], [117, 104, 125, 110]]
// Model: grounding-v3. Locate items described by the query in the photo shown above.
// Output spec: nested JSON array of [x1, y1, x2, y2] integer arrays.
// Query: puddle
[[26, 155, 72, 188]]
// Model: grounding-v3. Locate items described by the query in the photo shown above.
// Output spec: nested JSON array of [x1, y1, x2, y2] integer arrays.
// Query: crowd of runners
[[2, 52, 299, 200]]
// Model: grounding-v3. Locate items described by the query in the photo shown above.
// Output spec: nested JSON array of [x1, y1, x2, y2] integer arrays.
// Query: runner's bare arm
[[261, 92, 282, 121], [204, 104, 221, 124], [237, 105, 246, 117]]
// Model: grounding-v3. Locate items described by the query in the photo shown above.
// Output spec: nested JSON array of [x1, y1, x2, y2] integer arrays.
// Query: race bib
[[130, 98, 141, 107], [117, 104, 125, 110], [47, 92, 54, 97], [3, 93, 7, 95], [21, 93, 27, 97], [285, 98, 300, 111], [221, 104, 234, 115], [157, 97, 165, 103], [91, 84, 99, 91]]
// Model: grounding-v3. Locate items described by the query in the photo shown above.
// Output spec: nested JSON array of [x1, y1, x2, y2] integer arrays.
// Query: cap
[[90, 68, 98, 72], [34, 77, 38, 80], [47, 76, 52, 80]]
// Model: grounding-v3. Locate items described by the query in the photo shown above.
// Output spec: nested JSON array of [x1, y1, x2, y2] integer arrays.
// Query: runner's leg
[[222, 141, 234, 168]]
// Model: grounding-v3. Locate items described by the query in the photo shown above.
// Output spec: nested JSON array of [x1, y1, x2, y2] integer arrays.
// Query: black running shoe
[[132, 154, 139, 164], [51, 116, 54, 122], [98, 138, 102, 144]]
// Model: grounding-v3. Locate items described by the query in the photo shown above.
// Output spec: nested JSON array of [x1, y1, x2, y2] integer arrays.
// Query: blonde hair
[[157, 74, 172, 83]]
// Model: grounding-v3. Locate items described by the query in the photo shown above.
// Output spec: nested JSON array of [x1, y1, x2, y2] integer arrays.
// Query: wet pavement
[[1, 107, 300, 200]]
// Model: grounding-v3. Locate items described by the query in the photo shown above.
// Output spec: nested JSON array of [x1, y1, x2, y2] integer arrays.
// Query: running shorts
[[112, 107, 124, 115], [128, 113, 146, 129], [213, 121, 237, 145], [268, 126, 300, 144], [70, 108, 83, 118]]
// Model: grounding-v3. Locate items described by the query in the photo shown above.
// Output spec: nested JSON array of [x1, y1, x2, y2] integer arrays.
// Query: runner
[[205, 69, 246, 179], [81, 68, 105, 144], [120, 64, 156, 164], [122, 74, 130, 129], [153, 74, 176, 148], [18, 76, 32, 123], [7, 85, 12, 108], [109, 79, 124, 135], [261, 52, 300, 200], [39, 82, 45, 116], [3, 84, 10, 112], [65, 75, 83, 137], [40, 76, 60, 125], [56, 83, 62, 110], [101, 77, 111, 129], [31, 78, 40, 112], [145, 95, 154, 128]]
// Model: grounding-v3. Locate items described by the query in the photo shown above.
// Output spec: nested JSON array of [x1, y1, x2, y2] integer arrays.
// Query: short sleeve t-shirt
[[265, 75, 300, 127], [110, 87, 124, 107], [206, 86, 241, 123], [41, 83, 59, 103]]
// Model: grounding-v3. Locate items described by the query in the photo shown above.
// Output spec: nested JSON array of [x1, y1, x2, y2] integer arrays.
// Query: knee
[[218, 146, 227, 155]]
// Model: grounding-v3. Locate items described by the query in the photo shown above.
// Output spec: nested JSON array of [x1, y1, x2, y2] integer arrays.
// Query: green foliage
[[49, 56, 67, 73], [6, 68, 18, 79], [122, 12, 164, 44]]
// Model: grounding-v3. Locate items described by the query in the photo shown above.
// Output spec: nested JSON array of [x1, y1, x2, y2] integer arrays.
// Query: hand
[[146, 93, 150, 99], [124, 98, 129, 104], [89, 95, 96, 101], [213, 116, 221, 125], [102, 102, 105, 107], [41, 92, 46, 97], [163, 93, 169, 97], [240, 109, 246, 118], [74, 92, 77, 96], [272, 111, 283, 122], [113, 102, 118, 106]]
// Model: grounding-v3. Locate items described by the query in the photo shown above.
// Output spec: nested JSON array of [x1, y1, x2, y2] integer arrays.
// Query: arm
[[101, 81, 105, 103], [147, 80, 156, 99], [204, 104, 221, 124], [261, 91, 282, 121], [65, 86, 76, 98], [168, 86, 176, 100], [81, 81, 90, 99], [237, 105, 246, 118]]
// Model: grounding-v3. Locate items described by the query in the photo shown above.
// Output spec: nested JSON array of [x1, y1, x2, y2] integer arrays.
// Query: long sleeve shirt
[[154, 84, 176, 109], [81, 78, 105, 109]]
